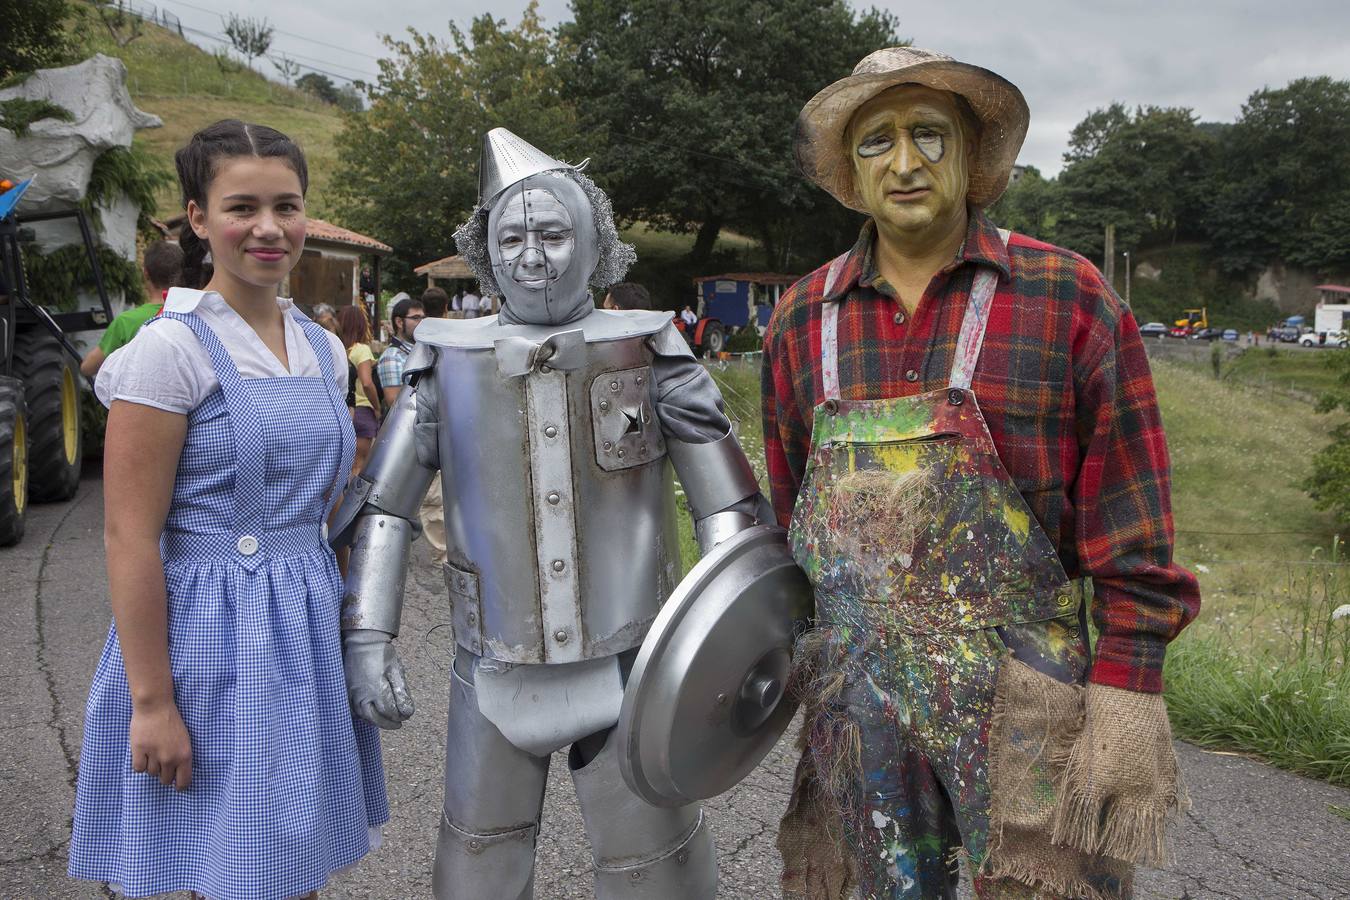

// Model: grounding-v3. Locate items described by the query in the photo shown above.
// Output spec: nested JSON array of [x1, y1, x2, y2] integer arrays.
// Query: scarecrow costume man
[[330, 129, 798, 899], [762, 48, 1201, 899]]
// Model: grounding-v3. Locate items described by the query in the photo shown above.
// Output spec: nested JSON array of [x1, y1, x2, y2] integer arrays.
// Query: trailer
[[679, 272, 799, 356]]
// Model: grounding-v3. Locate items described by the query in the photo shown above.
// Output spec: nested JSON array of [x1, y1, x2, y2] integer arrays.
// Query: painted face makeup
[[847, 84, 971, 239], [189, 155, 306, 291], [493, 187, 576, 293]]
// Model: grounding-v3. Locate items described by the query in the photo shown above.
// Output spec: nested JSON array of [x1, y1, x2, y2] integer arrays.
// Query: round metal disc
[[618, 525, 814, 807]]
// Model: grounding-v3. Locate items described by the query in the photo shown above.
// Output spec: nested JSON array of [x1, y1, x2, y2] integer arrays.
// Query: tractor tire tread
[[0, 376, 27, 546], [13, 330, 82, 503]]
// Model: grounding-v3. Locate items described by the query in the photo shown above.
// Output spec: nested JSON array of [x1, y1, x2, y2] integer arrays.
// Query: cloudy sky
[[156, 0, 1350, 175]]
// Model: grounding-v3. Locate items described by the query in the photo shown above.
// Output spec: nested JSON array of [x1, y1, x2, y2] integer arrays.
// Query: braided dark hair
[[174, 120, 308, 288]]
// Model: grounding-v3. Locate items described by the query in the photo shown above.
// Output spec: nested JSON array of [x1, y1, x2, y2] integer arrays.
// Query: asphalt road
[[3, 473, 1348, 899]]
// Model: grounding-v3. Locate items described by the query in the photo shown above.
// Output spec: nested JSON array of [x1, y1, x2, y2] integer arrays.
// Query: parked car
[[1222, 329, 1239, 342], [1273, 326, 1300, 343], [1298, 330, 1349, 348], [1139, 321, 1168, 337], [1189, 327, 1223, 341], [1169, 326, 1191, 339]]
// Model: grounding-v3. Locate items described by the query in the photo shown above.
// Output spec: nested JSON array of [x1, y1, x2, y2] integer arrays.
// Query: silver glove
[[343, 628, 415, 729]]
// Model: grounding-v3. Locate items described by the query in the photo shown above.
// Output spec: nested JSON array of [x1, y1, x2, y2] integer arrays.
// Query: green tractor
[[0, 178, 114, 545]]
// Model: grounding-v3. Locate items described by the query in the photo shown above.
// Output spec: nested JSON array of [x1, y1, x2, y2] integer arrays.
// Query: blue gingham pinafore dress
[[70, 307, 389, 900]]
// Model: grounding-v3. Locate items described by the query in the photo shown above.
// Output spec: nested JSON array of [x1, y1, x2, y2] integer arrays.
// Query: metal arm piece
[[330, 383, 439, 547], [329, 377, 440, 639], [667, 428, 768, 555], [342, 514, 414, 636], [666, 428, 760, 520]]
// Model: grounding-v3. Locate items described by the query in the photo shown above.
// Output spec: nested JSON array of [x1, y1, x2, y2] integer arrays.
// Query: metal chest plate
[[591, 366, 665, 471]]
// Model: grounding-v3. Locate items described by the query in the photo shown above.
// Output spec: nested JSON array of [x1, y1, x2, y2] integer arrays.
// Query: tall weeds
[[1164, 540, 1350, 785]]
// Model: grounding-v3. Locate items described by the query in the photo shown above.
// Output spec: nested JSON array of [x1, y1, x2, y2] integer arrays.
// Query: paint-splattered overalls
[[785, 244, 1122, 899]]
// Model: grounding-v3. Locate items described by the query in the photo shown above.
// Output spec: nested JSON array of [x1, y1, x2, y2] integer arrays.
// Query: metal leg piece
[[433, 663, 549, 899], [571, 729, 718, 899]]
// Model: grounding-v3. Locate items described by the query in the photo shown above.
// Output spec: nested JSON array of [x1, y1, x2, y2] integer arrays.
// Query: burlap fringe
[[779, 628, 861, 900], [981, 846, 1123, 900]]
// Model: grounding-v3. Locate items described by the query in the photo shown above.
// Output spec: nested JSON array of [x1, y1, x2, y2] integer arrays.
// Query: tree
[[331, 3, 577, 289], [222, 14, 273, 71], [986, 166, 1059, 242], [297, 72, 340, 104], [90, 0, 143, 48], [1053, 105, 1214, 260], [1207, 77, 1350, 276], [560, 0, 901, 266], [270, 53, 300, 87], [334, 83, 365, 113], [1, 0, 77, 79]]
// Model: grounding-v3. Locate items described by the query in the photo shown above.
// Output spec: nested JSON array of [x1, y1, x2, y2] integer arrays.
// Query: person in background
[[313, 303, 338, 334], [338, 304, 380, 475], [450, 288, 464, 317], [377, 293, 424, 410], [602, 281, 652, 311], [461, 286, 482, 319], [679, 305, 698, 327], [81, 241, 185, 378], [420, 286, 449, 321]]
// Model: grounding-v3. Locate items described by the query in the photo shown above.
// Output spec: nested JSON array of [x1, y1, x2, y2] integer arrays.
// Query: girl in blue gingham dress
[[69, 121, 387, 899]]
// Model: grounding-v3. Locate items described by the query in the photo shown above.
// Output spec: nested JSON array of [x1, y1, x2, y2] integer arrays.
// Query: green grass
[[76, 16, 345, 219], [1218, 345, 1347, 401]]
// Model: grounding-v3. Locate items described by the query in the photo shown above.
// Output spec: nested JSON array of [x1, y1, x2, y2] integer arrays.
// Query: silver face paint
[[487, 173, 599, 326], [494, 187, 576, 296]]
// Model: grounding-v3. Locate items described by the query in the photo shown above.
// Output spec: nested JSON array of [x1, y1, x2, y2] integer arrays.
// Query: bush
[[725, 327, 763, 353]]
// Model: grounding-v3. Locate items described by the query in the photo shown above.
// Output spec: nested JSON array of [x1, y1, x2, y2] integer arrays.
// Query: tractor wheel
[[0, 376, 28, 546], [13, 329, 82, 502], [701, 324, 726, 357]]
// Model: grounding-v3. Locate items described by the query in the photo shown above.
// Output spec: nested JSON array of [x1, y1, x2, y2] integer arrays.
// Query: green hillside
[[77, 16, 345, 220]]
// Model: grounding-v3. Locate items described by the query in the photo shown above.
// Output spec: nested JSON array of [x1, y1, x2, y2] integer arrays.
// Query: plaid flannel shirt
[[377, 339, 411, 392], [761, 210, 1200, 693]]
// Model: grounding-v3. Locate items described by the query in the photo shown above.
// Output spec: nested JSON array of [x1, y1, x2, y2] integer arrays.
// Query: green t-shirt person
[[99, 298, 164, 353], [80, 295, 165, 379], [81, 240, 185, 379]]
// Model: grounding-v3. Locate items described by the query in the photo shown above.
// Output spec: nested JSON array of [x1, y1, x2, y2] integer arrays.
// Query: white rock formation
[[0, 54, 161, 331]]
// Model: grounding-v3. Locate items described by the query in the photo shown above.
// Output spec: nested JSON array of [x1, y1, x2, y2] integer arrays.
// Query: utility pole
[[1123, 250, 1131, 305], [1103, 224, 1116, 287]]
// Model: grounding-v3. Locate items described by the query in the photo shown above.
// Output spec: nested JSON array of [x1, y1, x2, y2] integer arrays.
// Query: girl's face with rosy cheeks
[[187, 155, 306, 291]]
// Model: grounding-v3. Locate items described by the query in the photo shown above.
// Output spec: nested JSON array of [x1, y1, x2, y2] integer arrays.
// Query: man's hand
[[129, 698, 193, 790], [343, 628, 415, 729]]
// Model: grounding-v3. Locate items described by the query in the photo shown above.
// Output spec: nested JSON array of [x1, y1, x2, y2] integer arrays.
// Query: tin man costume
[[331, 129, 811, 898], [763, 49, 1199, 898]]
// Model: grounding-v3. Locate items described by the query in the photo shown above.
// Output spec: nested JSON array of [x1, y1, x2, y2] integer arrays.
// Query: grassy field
[[76, 16, 345, 219]]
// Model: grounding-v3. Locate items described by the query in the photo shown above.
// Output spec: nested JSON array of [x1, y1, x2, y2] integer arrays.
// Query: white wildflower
[[1332, 604, 1350, 621], [1195, 563, 1211, 574]]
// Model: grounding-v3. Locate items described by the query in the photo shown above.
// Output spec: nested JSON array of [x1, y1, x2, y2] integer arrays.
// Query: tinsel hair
[[452, 167, 636, 298]]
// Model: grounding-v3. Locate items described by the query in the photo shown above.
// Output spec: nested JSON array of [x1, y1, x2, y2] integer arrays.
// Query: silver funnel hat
[[453, 130, 636, 325], [479, 127, 577, 209]]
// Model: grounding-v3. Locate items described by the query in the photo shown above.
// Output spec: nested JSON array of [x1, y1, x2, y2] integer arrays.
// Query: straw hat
[[795, 47, 1029, 210]]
